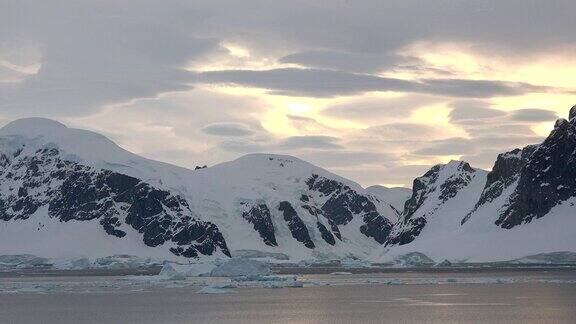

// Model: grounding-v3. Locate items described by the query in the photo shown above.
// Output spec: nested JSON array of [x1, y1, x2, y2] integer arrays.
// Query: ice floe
[[210, 258, 271, 277]]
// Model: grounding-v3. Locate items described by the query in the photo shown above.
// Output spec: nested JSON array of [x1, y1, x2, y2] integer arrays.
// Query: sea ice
[[433, 259, 452, 267], [511, 251, 576, 264], [52, 257, 92, 270], [197, 286, 235, 294], [158, 261, 219, 279], [393, 252, 435, 267], [0, 254, 50, 270], [94, 255, 161, 269], [210, 258, 271, 277]]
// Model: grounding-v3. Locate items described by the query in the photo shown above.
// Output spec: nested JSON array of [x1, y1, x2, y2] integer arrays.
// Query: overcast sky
[[1, 0, 575, 187]]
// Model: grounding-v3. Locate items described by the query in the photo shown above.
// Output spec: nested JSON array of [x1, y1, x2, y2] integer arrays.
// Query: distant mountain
[[365, 185, 411, 217], [1, 105, 575, 263], [386, 161, 487, 246], [0, 118, 395, 261], [381, 106, 576, 262]]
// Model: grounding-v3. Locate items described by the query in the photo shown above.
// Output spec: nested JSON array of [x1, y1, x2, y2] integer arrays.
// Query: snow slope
[[378, 197, 576, 263], [378, 106, 576, 262], [2, 107, 576, 263], [0, 118, 396, 261], [366, 185, 411, 217]]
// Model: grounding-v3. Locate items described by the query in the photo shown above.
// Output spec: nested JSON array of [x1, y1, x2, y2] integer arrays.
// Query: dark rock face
[[401, 165, 441, 221], [438, 163, 475, 202], [278, 201, 315, 249], [386, 165, 442, 245], [386, 217, 426, 246], [495, 117, 576, 228], [461, 146, 536, 224], [239, 201, 278, 246], [359, 211, 394, 244], [0, 146, 230, 259], [304, 174, 392, 244], [316, 221, 336, 245], [388, 162, 477, 246]]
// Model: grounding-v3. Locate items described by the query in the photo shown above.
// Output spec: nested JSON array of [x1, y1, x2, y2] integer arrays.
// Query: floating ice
[[393, 252, 435, 267], [158, 263, 186, 280], [0, 254, 50, 270], [210, 258, 271, 277], [511, 251, 576, 265], [261, 276, 303, 288], [330, 271, 353, 275], [94, 255, 161, 269], [197, 286, 235, 294], [52, 257, 93, 270], [341, 258, 372, 269], [433, 259, 452, 267], [159, 261, 219, 279], [232, 249, 290, 261]]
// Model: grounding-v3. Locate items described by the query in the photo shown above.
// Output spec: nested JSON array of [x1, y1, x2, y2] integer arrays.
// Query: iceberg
[[210, 258, 271, 277]]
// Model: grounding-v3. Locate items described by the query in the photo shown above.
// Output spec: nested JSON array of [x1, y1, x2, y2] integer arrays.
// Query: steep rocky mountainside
[[0, 142, 230, 259], [495, 113, 576, 228], [0, 118, 395, 260], [381, 106, 576, 262], [366, 185, 411, 217], [386, 161, 486, 246], [2, 106, 575, 262]]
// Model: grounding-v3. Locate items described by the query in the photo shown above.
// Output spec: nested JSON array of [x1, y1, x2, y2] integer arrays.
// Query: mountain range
[[1, 106, 575, 263]]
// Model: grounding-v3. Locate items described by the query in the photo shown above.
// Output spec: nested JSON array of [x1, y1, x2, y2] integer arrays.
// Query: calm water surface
[[1, 270, 575, 324]]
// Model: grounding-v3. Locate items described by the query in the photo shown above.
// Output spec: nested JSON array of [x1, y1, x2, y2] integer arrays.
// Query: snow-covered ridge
[[0, 118, 192, 192], [2, 106, 576, 263], [0, 118, 396, 261], [386, 160, 487, 246], [366, 185, 411, 217], [379, 106, 576, 262]]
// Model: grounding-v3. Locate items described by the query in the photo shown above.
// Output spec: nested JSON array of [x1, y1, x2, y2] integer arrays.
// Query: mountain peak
[[570, 104, 576, 122], [0, 117, 68, 137]]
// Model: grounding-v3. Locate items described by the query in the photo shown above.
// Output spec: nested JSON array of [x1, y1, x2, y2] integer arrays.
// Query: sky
[[1, 0, 575, 187]]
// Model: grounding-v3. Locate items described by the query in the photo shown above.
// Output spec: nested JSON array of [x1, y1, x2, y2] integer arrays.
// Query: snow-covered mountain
[[386, 161, 487, 246], [0, 118, 395, 261], [365, 185, 411, 218], [380, 106, 576, 262], [2, 105, 576, 263]]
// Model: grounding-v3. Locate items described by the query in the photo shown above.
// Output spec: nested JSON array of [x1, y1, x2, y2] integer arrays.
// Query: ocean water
[[1, 270, 575, 323]]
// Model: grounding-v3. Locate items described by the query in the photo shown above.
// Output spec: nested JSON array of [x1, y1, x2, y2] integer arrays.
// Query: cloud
[[298, 150, 395, 168], [364, 123, 447, 141], [279, 50, 423, 73], [197, 68, 549, 98], [2, 0, 575, 188], [0, 0, 222, 116], [461, 149, 510, 170], [333, 164, 434, 188], [413, 134, 544, 156], [322, 94, 443, 122], [202, 122, 254, 137], [184, 1, 576, 67], [0, 65, 28, 82], [465, 124, 536, 137], [280, 135, 341, 149], [509, 109, 558, 122], [2, 0, 575, 119], [219, 135, 342, 153], [422, 79, 549, 98], [286, 114, 335, 132], [449, 100, 507, 122], [197, 68, 414, 97], [413, 137, 476, 156]]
